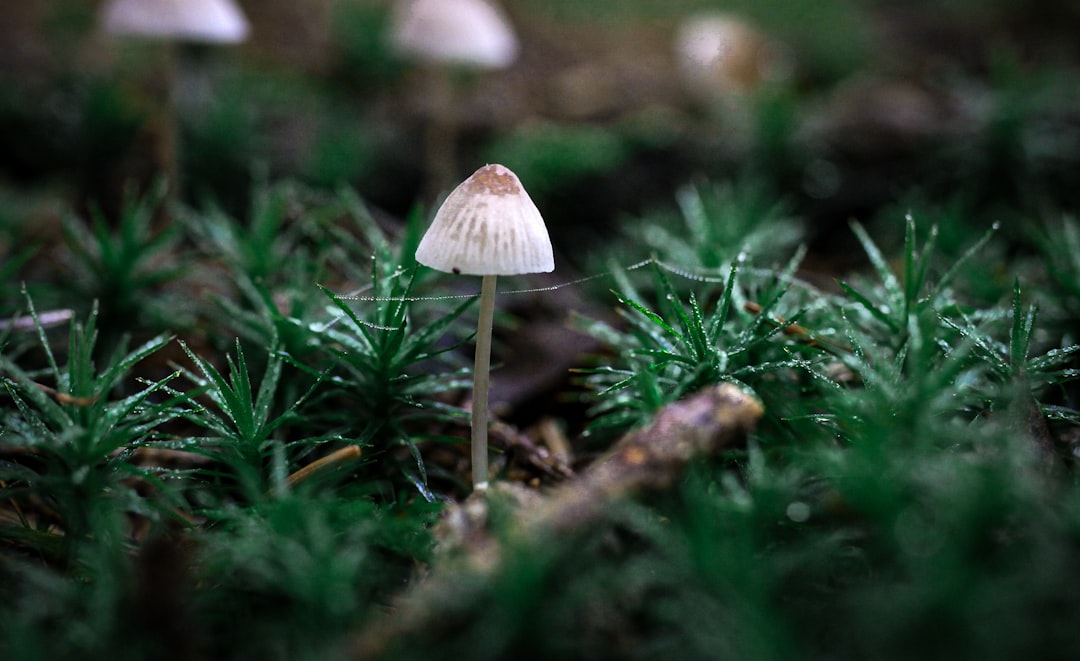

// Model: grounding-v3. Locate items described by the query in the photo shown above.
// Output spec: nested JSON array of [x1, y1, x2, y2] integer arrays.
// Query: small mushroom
[[390, 0, 518, 69], [100, 0, 250, 200], [674, 12, 792, 105], [389, 0, 520, 198], [415, 164, 554, 492], [101, 0, 250, 44]]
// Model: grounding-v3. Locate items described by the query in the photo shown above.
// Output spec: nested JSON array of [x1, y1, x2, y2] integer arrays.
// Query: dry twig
[[351, 383, 763, 658]]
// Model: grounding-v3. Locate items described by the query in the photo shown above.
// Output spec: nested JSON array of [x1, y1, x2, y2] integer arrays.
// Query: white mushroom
[[389, 0, 521, 198], [101, 0, 250, 44], [416, 164, 554, 492], [99, 0, 251, 199], [390, 0, 518, 69], [674, 12, 791, 103]]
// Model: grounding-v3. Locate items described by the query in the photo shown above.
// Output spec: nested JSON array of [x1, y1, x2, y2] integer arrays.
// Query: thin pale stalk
[[422, 66, 458, 202], [159, 42, 180, 203], [472, 274, 498, 491]]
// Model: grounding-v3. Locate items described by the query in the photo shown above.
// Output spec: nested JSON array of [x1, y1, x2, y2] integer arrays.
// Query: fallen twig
[[351, 383, 763, 658], [285, 444, 363, 488]]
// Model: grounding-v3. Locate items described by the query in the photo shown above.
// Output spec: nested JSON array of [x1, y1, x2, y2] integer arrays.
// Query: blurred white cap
[[102, 0, 250, 44], [391, 0, 519, 69]]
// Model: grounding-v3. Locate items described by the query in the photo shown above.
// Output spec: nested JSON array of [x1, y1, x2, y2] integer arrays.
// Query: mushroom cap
[[416, 164, 554, 276], [390, 0, 519, 69], [101, 0, 250, 44], [674, 12, 788, 98]]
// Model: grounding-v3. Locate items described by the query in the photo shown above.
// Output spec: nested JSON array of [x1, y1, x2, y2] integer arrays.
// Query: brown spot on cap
[[621, 445, 650, 466], [414, 163, 554, 275], [464, 164, 521, 196]]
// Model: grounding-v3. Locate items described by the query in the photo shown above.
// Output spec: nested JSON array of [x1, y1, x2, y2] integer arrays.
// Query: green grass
[[1, 296, 181, 565], [61, 181, 187, 341], [4, 173, 1078, 659], [2, 1, 1080, 654], [0, 183, 475, 657]]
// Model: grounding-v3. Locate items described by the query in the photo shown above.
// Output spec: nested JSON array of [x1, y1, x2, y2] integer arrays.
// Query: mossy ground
[[2, 2, 1080, 659]]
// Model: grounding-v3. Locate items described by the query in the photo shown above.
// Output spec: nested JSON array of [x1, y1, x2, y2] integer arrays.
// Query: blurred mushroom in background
[[674, 12, 792, 107], [389, 0, 519, 199], [99, 0, 250, 200]]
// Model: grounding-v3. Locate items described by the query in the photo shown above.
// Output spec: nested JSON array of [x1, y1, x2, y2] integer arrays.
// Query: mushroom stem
[[422, 65, 459, 202], [158, 42, 181, 203], [471, 273, 498, 491]]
